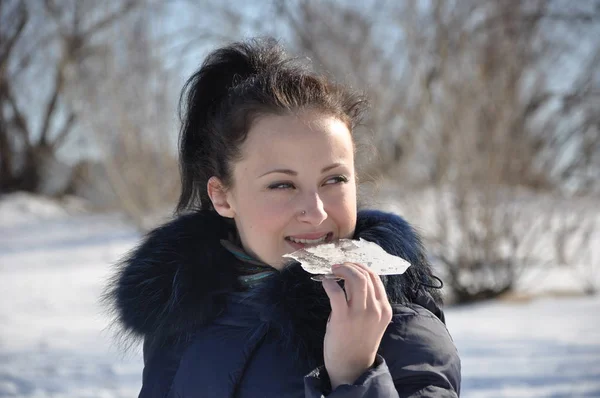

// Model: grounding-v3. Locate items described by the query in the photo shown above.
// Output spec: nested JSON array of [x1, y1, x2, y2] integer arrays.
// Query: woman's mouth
[[285, 232, 333, 248]]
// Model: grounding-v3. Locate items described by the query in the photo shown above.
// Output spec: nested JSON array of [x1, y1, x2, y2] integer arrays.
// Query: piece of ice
[[282, 238, 411, 276]]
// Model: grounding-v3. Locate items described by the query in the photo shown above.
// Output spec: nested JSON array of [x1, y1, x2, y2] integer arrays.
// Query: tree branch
[[1, 79, 31, 147], [0, 2, 28, 69], [82, 0, 140, 39], [0, 110, 14, 185], [50, 112, 76, 150], [39, 63, 66, 146], [274, 0, 329, 68]]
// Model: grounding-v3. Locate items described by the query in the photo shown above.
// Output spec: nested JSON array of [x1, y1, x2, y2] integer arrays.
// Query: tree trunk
[[0, 124, 15, 191]]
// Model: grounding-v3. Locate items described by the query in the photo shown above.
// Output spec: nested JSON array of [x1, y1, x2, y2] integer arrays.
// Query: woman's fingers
[[325, 262, 391, 325], [321, 278, 348, 315], [351, 262, 393, 324], [355, 263, 377, 311], [331, 262, 370, 310], [353, 262, 386, 302]]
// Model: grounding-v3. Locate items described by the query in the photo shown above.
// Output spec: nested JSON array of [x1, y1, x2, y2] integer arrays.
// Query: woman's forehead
[[240, 113, 354, 172]]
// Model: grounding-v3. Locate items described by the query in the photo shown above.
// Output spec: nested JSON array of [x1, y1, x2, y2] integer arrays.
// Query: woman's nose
[[298, 191, 327, 224]]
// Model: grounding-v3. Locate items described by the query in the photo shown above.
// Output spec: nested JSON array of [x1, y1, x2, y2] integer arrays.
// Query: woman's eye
[[324, 175, 349, 185], [268, 182, 295, 190]]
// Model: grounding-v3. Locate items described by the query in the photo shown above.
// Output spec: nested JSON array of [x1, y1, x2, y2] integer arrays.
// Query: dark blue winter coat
[[107, 209, 461, 397]]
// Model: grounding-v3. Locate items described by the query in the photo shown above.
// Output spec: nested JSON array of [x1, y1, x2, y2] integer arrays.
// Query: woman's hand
[[321, 262, 393, 390]]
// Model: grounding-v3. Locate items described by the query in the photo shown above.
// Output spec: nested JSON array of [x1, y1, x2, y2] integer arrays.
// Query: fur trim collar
[[105, 209, 443, 356]]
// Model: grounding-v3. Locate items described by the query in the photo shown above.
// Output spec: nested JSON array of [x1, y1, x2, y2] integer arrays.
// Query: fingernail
[[332, 263, 342, 269]]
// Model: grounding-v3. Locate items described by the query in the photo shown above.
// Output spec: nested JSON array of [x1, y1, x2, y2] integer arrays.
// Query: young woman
[[107, 38, 460, 397]]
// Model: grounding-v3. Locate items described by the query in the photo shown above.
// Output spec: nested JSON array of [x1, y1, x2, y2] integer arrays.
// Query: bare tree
[[0, 0, 140, 195], [78, 8, 181, 229], [398, 0, 599, 302]]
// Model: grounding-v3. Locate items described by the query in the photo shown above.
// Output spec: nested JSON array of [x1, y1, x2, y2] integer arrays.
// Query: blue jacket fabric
[[106, 209, 461, 397]]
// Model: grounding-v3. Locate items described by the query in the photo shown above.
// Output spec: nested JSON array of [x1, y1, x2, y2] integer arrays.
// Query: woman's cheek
[[327, 186, 355, 208], [258, 195, 290, 218]]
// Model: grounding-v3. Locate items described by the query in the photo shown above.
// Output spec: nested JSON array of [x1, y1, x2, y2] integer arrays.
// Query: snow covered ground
[[1, 193, 599, 397]]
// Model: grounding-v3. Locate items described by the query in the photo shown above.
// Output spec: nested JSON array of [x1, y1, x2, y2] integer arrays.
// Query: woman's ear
[[207, 177, 236, 218]]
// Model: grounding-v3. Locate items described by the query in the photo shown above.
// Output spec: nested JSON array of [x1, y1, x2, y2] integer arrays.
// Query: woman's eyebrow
[[258, 163, 344, 178], [259, 169, 297, 177], [321, 163, 344, 173]]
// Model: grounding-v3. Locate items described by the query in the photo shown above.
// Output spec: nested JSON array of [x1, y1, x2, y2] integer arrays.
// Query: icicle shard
[[283, 238, 411, 276]]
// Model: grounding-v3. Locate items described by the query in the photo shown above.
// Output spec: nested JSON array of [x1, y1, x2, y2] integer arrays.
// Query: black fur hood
[[105, 209, 443, 349]]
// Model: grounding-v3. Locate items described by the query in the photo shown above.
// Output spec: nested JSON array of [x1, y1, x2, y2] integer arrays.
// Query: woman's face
[[208, 111, 357, 269]]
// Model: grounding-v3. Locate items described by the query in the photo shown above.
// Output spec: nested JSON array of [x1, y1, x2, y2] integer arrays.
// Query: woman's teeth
[[288, 234, 329, 244]]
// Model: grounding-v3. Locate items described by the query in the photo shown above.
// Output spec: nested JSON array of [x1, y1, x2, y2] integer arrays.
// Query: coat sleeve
[[303, 305, 461, 398]]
